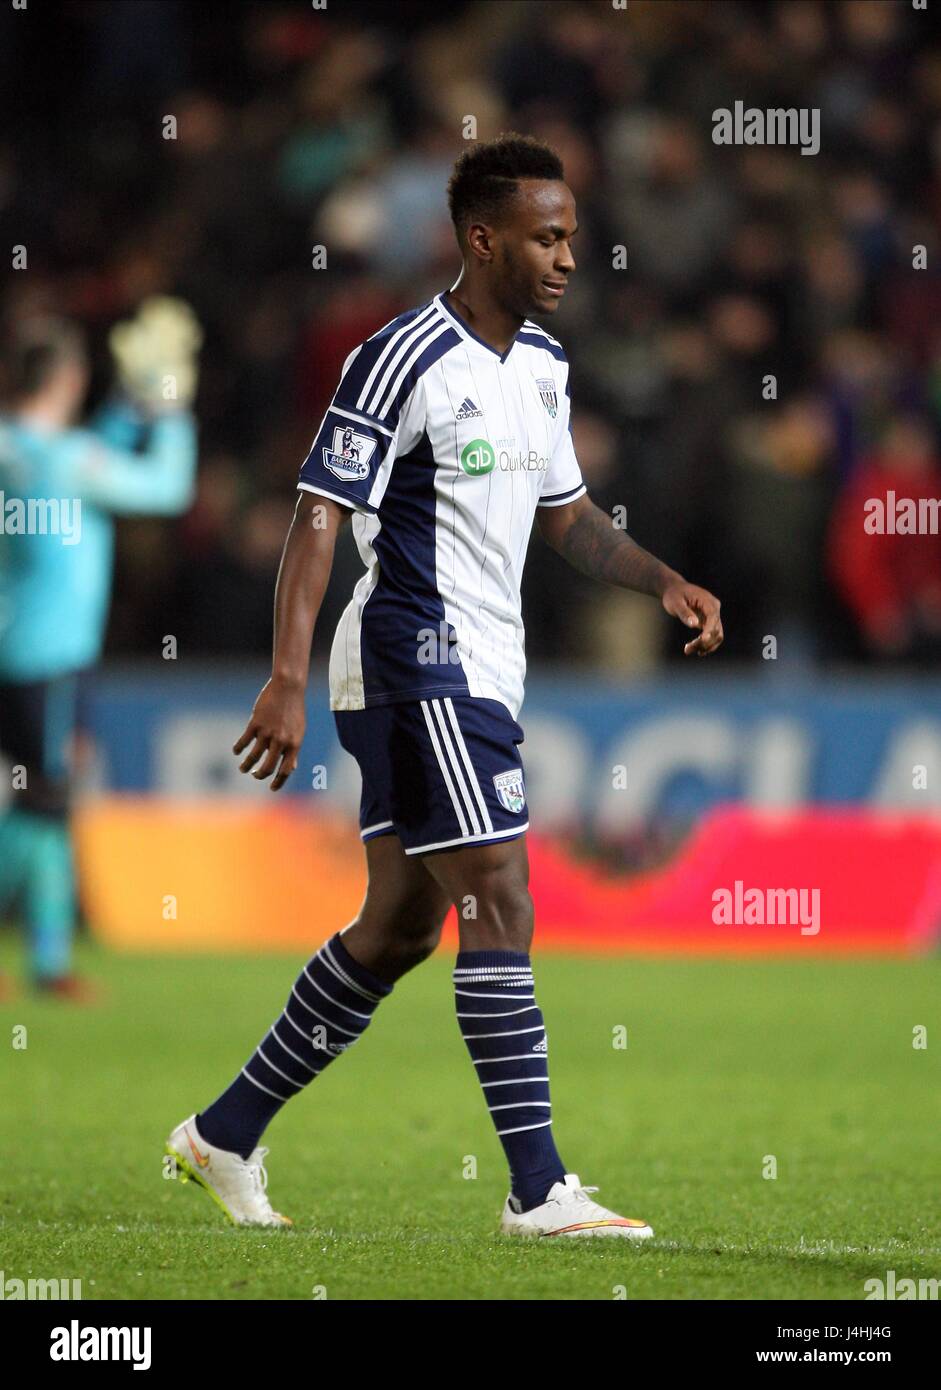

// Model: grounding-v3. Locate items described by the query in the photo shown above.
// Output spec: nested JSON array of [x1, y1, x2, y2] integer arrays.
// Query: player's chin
[[531, 288, 562, 314]]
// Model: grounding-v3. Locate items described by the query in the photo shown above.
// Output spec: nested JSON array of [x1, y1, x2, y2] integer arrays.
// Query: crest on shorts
[[322, 424, 376, 482], [536, 377, 557, 419], [493, 769, 526, 814]]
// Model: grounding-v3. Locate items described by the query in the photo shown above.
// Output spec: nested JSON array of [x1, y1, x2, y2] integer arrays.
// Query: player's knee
[[363, 889, 448, 965], [397, 923, 443, 967], [380, 917, 444, 970], [466, 876, 533, 951]]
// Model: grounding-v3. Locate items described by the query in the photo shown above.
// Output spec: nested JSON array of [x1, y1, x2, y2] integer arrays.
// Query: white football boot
[[501, 1173, 653, 1239], [165, 1114, 293, 1228]]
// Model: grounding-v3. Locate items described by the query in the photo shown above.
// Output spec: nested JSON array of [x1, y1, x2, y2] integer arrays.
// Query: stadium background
[[1, 0, 940, 1304], [3, 0, 939, 951]]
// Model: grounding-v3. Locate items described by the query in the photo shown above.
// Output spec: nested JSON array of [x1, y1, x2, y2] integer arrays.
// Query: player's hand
[[661, 580, 723, 656], [233, 677, 306, 791]]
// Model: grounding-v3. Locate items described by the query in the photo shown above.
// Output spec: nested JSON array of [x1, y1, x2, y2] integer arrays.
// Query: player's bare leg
[[421, 833, 533, 954], [340, 832, 452, 983], [421, 834, 653, 1238]]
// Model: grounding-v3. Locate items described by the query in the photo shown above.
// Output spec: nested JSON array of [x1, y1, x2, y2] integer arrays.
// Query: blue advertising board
[[61, 664, 941, 836]]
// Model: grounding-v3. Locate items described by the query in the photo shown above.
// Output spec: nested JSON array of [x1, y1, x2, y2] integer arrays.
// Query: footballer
[[0, 305, 199, 999], [167, 133, 722, 1237]]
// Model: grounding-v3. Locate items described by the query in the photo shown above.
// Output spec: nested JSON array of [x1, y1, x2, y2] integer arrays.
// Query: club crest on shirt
[[536, 377, 557, 419], [493, 769, 526, 814], [322, 425, 376, 482]]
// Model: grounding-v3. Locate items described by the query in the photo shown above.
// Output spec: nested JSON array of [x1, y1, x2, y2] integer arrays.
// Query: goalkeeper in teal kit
[[0, 301, 201, 997]]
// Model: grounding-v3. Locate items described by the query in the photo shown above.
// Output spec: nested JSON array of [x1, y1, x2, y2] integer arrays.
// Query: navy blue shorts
[[0, 672, 84, 819], [334, 696, 528, 856]]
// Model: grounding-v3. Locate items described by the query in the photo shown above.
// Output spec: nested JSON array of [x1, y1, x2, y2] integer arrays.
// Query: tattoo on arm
[[551, 501, 679, 598]]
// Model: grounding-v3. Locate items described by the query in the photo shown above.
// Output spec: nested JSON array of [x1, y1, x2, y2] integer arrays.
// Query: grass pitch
[[1, 938, 939, 1300]]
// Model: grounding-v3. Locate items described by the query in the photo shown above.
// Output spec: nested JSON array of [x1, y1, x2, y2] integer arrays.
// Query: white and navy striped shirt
[[298, 288, 586, 720]]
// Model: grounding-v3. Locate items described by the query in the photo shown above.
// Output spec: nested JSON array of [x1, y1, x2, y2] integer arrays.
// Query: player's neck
[[15, 397, 70, 433], [443, 282, 523, 357]]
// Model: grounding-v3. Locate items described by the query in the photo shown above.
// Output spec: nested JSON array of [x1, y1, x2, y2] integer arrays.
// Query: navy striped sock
[[454, 949, 567, 1211], [197, 930, 392, 1158]]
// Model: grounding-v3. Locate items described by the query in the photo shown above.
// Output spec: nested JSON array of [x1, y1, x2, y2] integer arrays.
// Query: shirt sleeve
[[537, 362, 587, 509], [298, 342, 424, 515], [62, 408, 197, 516]]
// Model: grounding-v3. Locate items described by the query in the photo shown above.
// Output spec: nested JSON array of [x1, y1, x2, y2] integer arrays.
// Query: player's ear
[[467, 222, 495, 264]]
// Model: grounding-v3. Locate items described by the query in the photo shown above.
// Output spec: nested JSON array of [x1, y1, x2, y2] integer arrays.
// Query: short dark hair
[[4, 315, 87, 398], [447, 132, 565, 248]]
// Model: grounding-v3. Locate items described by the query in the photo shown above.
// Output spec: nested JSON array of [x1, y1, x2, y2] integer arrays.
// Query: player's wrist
[[270, 670, 307, 695], [655, 569, 686, 601]]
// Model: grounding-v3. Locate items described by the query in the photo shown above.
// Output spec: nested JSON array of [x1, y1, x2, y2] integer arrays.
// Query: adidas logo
[[532, 1038, 548, 1053], [455, 396, 483, 420]]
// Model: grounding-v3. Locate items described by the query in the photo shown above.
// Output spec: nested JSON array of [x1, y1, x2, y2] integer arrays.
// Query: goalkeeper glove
[[109, 296, 203, 413]]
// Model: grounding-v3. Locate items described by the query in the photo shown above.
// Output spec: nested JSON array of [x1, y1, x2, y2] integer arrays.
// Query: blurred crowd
[[2, 0, 940, 672]]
